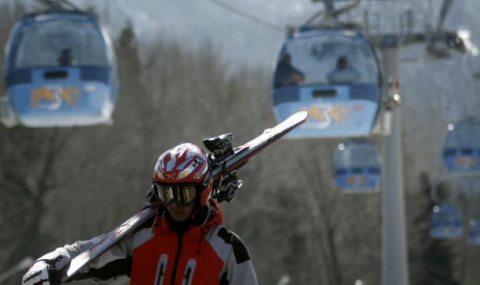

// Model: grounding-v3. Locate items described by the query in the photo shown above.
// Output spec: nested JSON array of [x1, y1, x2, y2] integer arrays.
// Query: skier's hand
[[22, 260, 61, 285], [22, 250, 71, 285], [215, 171, 243, 203], [144, 185, 160, 209]]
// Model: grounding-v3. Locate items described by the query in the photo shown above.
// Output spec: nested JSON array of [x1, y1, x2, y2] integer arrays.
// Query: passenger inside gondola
[[274, 53, 305, 87], [327, 56, 361, 84], [57, 47, 74, 66]]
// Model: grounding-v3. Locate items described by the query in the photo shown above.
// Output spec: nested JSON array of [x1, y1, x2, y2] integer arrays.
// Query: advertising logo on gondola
[[455, 156, 478, 167], [347, 175, 367, 185], [301, 104, 350, 128], [31, 85, 80, 110]]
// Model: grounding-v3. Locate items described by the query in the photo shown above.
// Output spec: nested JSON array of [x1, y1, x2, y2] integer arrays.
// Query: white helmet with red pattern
[[153, 143, 213, 207]]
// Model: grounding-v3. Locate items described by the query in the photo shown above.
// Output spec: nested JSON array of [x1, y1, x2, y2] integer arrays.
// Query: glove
[[22, 260, 61, 285], [22, 250, 71, 285], [144, 185, 160, 209], [215, 171, 243, 203]]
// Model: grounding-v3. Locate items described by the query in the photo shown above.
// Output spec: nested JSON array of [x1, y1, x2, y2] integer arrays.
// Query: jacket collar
[[153, 199, 223, 236]]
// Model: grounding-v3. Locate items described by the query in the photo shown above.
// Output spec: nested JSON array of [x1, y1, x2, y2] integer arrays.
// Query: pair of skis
[[61, 111, 308, 283]]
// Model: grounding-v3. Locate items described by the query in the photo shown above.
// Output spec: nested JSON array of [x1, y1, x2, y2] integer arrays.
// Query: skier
[[21, 143, 259, 285]]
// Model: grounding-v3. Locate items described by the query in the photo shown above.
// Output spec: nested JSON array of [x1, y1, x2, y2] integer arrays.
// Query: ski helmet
[[153, 143, 213, 207]]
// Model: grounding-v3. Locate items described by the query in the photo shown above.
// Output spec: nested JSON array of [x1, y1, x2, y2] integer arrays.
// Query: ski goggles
[[153, 183, 200, 206]]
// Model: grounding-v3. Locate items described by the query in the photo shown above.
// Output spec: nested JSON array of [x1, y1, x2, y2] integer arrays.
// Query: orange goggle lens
[[154, 183, 198, 206]]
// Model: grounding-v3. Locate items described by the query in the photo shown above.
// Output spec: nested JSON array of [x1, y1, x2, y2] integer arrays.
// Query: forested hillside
[[1, 2, 479, 285]]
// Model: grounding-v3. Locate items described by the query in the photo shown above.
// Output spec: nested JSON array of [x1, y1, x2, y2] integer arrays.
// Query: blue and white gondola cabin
[[333, 141, 381, 192], [468, 218, 480, 246], [3, 10, 118, 127], [272, 27, 382, 138], [442, 120, 480, 173], [430, 204, 463, 239]]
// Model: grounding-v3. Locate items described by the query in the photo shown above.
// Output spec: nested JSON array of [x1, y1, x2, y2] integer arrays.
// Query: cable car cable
[[33, 0, 82, 12], [203, 0, 284, 33], [303, 10, 325, 26]]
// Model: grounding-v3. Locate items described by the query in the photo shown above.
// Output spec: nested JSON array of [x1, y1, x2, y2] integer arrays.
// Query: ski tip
[[295, 110, 309, 121], [286, 111, 309, 124]]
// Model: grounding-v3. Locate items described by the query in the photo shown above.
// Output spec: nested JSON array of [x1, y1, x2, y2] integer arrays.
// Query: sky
[[6, 0, 480, 121], [76, 0, 318, 69], [9, 0, 478, 70], [86, 0, 478, 68], [72, 0, 479, 122]]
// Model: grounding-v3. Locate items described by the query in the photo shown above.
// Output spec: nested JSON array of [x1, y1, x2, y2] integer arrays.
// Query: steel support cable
[[203, 0, 284, 33]]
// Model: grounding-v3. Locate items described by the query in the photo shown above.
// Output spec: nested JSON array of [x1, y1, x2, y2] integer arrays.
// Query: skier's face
[[167, 201, 194, 222]]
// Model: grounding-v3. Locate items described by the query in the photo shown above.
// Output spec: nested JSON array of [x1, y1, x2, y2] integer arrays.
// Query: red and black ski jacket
[[60, 199, 259, 285]]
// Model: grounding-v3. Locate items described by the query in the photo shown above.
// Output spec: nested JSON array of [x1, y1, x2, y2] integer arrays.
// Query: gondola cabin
[[272, 27, 381, 138], [430, 204, 463, 239], [333, 141, 381, 192], [442, 119, 480, 173], [2, 10, 118, 127], [468, 218, 480, 246]]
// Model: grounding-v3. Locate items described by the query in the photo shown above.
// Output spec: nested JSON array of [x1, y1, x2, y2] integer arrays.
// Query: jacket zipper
[[171, 232, 184, 285], [184, 267, 192, 285]]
